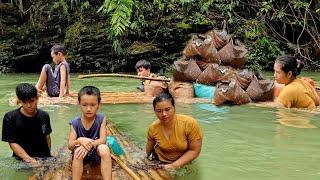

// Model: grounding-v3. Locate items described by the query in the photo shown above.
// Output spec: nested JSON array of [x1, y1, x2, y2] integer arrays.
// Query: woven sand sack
[[206, 30, 230, 49], [246, 75, 274, 102], [217, 39, 247, 69], [196, 63, 222, 85], [172, 58, 202, 82], [183, 34, 220, 64], [196, 60, 212, 71], [235, 69, 253, 90], [213, 79, 251, 106], [144, 84, 165, 97], [212, 65, 235, 83], [168, 82, 194, 98]]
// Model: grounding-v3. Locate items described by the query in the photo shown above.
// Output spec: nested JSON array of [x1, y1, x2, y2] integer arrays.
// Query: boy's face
[[51, 51, 63, 64], [79, 94, 100, 119], [20, 97, 38, 116], [137, 67, 150, 77]]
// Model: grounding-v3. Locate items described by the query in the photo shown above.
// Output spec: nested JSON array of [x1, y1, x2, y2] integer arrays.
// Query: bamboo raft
[[29, 124, 173, 180], [9, 91, 210, 106]]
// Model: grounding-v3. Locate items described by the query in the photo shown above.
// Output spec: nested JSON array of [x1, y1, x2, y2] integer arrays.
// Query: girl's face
[[274, 62, 292, 85], [79, 94, 100, 119], [154, 99, 175, 124]]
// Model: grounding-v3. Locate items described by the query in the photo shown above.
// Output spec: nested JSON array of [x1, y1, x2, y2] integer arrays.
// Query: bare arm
[[46, 135, 51, 151], [9, 143, 38, 164], [68, 125, 80, 151], [59, 65, 67, 98], [93, 118, 107, 147], [166, 139, 202, 169], [146, 138, 156, 157], [315, 93, 320, 106], [66, 74, 71, 95]]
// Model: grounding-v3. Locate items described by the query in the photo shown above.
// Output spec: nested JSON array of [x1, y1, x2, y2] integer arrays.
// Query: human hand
[[74, 146, 89, 159], [161, 163, 178, 170], [78, 137, 94, 151], [25, 157, 41, 168]]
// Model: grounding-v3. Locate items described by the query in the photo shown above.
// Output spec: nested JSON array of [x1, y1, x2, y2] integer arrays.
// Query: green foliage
[[65, 20, 84, 46], [98, 0, 133, 54], [243, 20, 263, 40], [52, 0, 69, 15], [0, 42, 13, 73], [246, 36, 281, 72]]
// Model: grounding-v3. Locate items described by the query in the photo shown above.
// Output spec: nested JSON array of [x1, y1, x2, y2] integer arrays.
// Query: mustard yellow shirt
[[277, 78, 318, 109], [147, 114, 203, 163]]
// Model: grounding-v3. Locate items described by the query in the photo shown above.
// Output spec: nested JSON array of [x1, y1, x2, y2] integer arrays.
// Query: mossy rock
[[127, 41, 161, 55]]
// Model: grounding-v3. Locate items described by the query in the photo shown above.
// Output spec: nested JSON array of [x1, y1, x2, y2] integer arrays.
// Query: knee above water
[[98, 145, 111, 158]]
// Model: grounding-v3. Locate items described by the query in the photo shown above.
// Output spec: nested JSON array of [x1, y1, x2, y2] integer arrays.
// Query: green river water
[[0, 73, 319, 180]]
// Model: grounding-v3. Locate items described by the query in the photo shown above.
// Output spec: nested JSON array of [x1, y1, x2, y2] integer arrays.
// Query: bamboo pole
[[78, 73, 171, 82], [111, 154, 141, 180]]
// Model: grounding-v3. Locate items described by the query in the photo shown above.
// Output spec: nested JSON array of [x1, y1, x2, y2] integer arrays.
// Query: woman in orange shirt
[[273, 55, 320, 109], [146, 92, 203, 169]]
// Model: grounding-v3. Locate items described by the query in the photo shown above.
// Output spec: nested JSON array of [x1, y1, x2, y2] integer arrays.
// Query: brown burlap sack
[[172, 58, 202, 82], [183, 34, 220, 63], [196, 60, 212, 71], [168, 82, 194, 98], [217, 39, 247, 69], [235, 69, 253, 90], [206, 30, 230, 49], [214, 66, 235, 83], [212, 79, 251, 106], [196, 64, 224, 85], [246, 75, 275, 102], [144, 84, 164, 97]]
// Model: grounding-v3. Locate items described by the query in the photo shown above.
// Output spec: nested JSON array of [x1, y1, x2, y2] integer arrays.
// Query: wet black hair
[[135, 59, 151, 70], [78, 86, 101, 103], [51, 44, 66, 55], [152, 92, 175, 110], [15, 83, 38, 102], [275, 55, 304, 77]]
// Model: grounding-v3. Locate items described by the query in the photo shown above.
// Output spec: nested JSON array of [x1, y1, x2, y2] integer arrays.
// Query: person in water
[[68, 86, 112, 180], [2, 83, 52, 167], [36, 44, 71, 98], [135, 59, 168, 95], [146, 92, 203, 169], [273, 55, 320, 109]]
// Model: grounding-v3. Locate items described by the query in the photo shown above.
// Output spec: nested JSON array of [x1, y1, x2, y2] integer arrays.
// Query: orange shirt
[[277, 78, 318, 109], [147, 114, 203, 163]]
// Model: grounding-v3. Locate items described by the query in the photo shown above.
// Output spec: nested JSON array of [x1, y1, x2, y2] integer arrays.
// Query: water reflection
[[276, 108, 317, 129]]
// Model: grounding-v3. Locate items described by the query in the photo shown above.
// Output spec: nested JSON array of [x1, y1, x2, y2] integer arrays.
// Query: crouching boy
[[68, 86, 112, 180]]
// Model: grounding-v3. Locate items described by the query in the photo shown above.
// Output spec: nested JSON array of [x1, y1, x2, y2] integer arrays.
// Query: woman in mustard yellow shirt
[[146, 92, 203, 169], [274, 55, 320, 109]]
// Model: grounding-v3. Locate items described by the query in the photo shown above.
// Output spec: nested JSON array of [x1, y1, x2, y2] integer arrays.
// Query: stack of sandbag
[[171, 27, 274, 105], [212, 71, 274, 105]]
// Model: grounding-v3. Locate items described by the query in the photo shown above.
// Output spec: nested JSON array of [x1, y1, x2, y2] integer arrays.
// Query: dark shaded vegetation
[[0, 0, 319, 73]]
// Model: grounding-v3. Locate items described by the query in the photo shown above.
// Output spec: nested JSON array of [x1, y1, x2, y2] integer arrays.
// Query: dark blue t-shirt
[[70, 114, 104, 140]]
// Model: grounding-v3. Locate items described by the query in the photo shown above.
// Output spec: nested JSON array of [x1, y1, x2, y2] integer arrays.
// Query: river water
[[0, 73, 319, 179]]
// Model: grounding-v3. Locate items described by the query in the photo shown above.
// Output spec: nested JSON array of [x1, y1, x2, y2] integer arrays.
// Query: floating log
[[78, 73, 171, 82]]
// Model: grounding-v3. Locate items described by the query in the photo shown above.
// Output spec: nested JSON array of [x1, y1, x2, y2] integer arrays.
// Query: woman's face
[[274, 62, 291, 85], [154, 100, 175, 124]]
